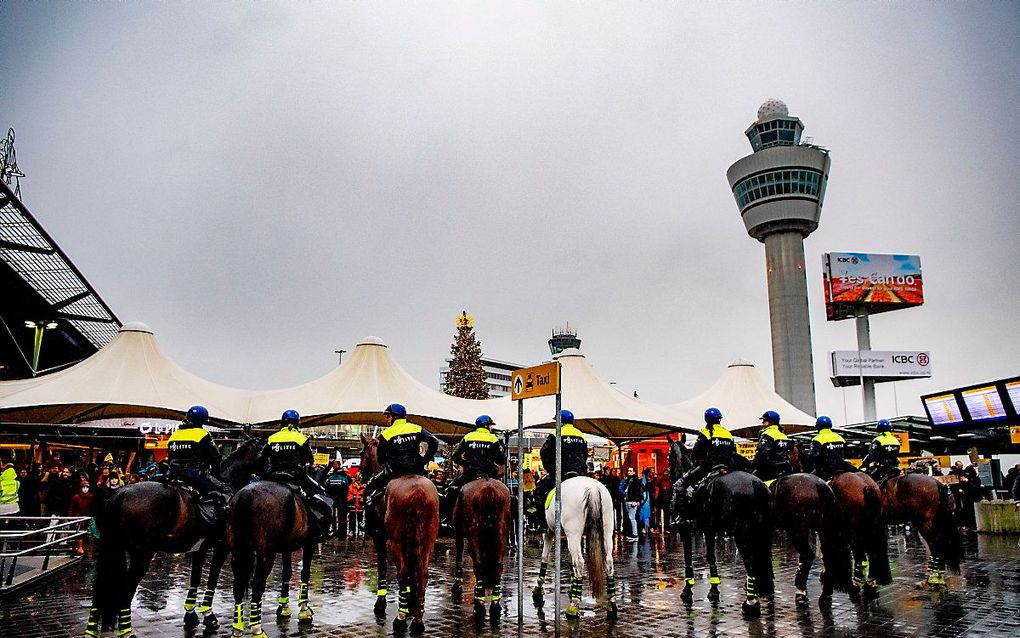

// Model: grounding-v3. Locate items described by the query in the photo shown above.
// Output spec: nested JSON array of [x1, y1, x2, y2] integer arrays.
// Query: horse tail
[[934, 481, 963, 572], [582, 486, 607, 603], [93, 491, 129, 626], [472, 481, 509, 589], [864, 481, 892, 585], [750, 478, 775, 597], [816, 479, 853, 592], [227, 486, 255, 558]]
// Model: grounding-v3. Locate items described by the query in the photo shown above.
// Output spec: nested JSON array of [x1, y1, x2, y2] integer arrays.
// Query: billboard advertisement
[[921, 375, 1020, 430], [823, 252, 923, 321], [829, 350, 931, 387]]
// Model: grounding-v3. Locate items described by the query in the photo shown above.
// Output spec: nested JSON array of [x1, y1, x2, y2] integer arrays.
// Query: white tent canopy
[[0, 322, 253, 425], [244, 336, 480, 436], [670, 359, 816, 438], [481, 349, 697, 440]]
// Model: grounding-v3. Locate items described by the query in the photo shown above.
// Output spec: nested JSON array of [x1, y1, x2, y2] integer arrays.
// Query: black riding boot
[[440, 485, 459, 532]]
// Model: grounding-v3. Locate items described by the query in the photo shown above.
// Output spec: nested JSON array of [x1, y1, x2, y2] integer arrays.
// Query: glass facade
[[748, 118, 802, 151], [733, 169, 825, 209]]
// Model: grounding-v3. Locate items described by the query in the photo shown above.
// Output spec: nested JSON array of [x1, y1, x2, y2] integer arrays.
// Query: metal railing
[[0, 516, 90, 590]]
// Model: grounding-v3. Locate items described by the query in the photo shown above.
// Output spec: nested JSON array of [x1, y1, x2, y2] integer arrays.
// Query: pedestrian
[[45, 467, 74, 517], [0, 462, 20, 531], [654, 469, 672, 532], [604, 468, 623, 533], [639, 469, 653, 538], [621, 467, 642, 541], [1004, 464, 1019, 495], [68, 478, 95, 555], [325, 460, 351, 539]]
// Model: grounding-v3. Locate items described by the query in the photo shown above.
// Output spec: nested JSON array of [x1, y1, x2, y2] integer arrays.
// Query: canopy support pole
[[516, 398, 524, 626], [553, 394, 562, 633]]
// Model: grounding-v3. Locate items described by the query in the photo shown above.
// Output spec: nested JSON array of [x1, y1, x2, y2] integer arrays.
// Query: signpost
[[511, 361, 561, 629]]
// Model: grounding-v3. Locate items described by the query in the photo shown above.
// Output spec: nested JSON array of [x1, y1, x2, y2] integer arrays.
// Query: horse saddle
[[544, 473, 584, 510]]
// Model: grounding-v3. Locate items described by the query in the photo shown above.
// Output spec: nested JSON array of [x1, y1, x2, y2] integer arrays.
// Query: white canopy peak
[[119, 321, 153, 334], [357, 336, 387, 348]]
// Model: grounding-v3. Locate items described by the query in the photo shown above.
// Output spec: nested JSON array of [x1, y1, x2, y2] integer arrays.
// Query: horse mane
[[220, 434, 266, 489]]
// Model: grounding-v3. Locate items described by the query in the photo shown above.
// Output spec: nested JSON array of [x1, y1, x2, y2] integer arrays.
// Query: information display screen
[[924, 393, 966, 427], [962, 386, 1006, 422], [1007, 381, 1020, 414]]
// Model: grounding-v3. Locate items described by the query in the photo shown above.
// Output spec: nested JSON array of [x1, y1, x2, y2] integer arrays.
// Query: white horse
[[531, 476, 617, 619]]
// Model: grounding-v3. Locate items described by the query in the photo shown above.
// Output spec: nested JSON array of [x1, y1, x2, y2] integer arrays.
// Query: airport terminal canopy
[[0, 322, 252, 424], [671, 359, 816, 438], [482, 349, 697, 440], [245, 336, 477, 437]]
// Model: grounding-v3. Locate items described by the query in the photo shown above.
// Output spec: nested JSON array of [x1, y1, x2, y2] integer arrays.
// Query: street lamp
[[24, 319, 59, 376], [335, 349, 347, 366]]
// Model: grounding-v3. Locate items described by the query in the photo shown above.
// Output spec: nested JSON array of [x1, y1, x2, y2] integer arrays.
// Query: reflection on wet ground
[[1, 528, 1017, 637]]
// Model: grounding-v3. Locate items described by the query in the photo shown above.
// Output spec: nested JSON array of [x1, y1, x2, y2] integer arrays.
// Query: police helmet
[[815, 415, 833, 430], [559, 409, 574, 424], [704, 407, 723, 424], [475, 414, 494, 428], [761, 410, 781, 425], [281, 409, 300, 427], [384, 403, 407, 419], [186, 405, 209, 425], [876, 419, 892, 433]]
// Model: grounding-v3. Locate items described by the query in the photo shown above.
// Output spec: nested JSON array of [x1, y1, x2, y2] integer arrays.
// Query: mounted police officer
[[752, 410, 794, 484], [805, 415, 857, 480], [860, 419, 902, 484], [533, 409, 587, 532], [363, 403, 440, 536], [671, 407, 747, 527], [260, 409, 334, 540], [441, 414, 507, 527], [159, 405, 230, 528]]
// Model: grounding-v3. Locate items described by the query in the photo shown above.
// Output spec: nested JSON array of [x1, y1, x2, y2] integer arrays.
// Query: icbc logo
[[917, 353, 929, 366]]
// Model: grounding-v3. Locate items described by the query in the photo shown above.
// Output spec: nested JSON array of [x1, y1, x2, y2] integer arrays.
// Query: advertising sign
[[822, 252, 923, 321], [736, 442, 758, 460], [829, 350, 931, 386]]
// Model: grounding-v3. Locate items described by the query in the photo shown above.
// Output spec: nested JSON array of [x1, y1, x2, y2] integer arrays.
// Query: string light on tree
[[445, 311, 489, 400]]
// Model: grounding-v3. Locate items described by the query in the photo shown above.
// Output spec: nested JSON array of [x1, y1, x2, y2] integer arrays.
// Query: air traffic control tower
[[726, 99, 831, 416]]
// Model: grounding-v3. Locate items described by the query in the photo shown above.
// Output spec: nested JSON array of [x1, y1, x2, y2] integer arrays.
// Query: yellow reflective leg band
[[709, 576, 721, 585], [85, 607, 100, 637], [116, 609, 132, 637]]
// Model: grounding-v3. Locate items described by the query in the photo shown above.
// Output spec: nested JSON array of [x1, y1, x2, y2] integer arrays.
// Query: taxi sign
[[511, 361, 561, 400]]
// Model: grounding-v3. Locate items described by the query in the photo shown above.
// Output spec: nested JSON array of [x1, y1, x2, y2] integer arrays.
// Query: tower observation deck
[[726, 100, 831, 415]]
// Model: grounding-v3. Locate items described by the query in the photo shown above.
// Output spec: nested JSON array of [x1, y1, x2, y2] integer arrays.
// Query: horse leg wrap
[[398, 586, 411, 618], [377, 577, 388, 597], [927, 556, 946, 585], [709, 576, 721, 586], [184, 587, 198, 612], [491, 582, 502, 603], [537, 562, 548, 586], [607, 576, 617, 603], [570, 574, 583, 600], [84, 606, 100, 637], [247, 601, 262, 633], [116, 608, 132, 637], [794, 563, 808, 592], [232, 603, 244, 633], [745, 575, 757, 600], [298, 583, 308, 606], [277, 596, 291, 618], [199, 588, 216, 614], [474, 582, 485, 604]]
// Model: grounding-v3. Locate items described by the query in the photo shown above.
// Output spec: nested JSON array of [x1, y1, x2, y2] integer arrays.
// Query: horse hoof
[[489, 602, 501, 621], [393, 617, 408, 633], [606, 602, 618, 621], [707, 585, 720, 603], [297, 608, 314, 624], [451, 584, 462, 599], [680, 586, 693, 605], [818, 593, 832, 610], [473, 601, 486, 619], [795, 591, 809, 608], [863, 583, 880, 599], [276, 605, 291, 620], [532, 588, 544, 606], [184, 611, 200, 628], [374, 597, 387, 616], [741, 600, 760, 618], [565, 603, 580, 618], [410, 621, 426, 635], [202, 613, 219, 630]]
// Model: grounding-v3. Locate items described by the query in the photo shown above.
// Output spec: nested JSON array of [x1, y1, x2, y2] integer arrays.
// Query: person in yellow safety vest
[[260, 409, 334, 540], [671, 407, 749, 528], [533, 409, 588, 532], [158, 405, 231, 528], [363, 403, 440, 536], [752, 410, 794, 483], [805, 416, 858, 481], [860, 419, 902, 485], [0, 462, 20, 519], [441, 414, 508, 527]]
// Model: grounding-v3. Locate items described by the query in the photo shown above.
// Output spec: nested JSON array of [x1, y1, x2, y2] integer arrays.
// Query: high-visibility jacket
[[0, 467, 19, 506], [378, 419, 440, 474], [167, 425, 221, 474], [452, 427, 506, 477], [262, 427, 313, 474], [863, 432, 901, 468], [693, 424, 737, 469], [808, 428, 847, 474], [753, 425, 793, 472], [540, 424, 588, 477]]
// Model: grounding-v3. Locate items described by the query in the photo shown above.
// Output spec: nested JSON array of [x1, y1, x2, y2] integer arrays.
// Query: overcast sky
[[2, 2, 1018, 425]]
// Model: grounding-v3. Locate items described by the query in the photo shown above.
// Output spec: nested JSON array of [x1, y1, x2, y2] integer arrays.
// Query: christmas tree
[[445, 311, 489, 400]]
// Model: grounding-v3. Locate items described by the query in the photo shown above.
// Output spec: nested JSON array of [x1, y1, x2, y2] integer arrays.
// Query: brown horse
[[451, 477, 511, 623], [87, 437, 263, 638], [360, 433, 439, 635], [770, 473, 853, 609], [879, 473, 962, 587], [828, 471, 892, 595], [226, 476, 321, 638]]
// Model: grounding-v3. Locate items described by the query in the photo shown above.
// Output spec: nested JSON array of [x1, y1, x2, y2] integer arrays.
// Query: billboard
[[823, 252, 923, 321], [921, 375, 1020, 430], [830, 350, 931, 386]]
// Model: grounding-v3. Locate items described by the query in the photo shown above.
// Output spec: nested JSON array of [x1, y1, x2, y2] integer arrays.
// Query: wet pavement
[[1, 528, 1017, 638]]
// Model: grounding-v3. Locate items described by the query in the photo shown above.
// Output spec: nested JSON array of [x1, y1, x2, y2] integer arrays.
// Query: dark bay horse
[[360, 433, 439, 635], [770, 473, 852, 608], [87, 437, 263, 638], [226, 461, 329, 638], [879, 473, 962, 587], [451, 477, 511, 622], [828, 471, 892, 595], [668, 454, 774, 618]]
